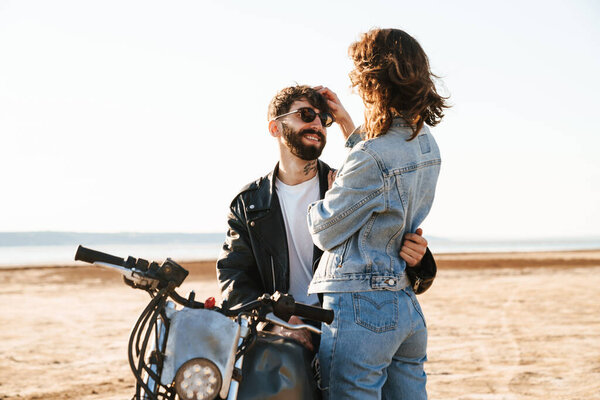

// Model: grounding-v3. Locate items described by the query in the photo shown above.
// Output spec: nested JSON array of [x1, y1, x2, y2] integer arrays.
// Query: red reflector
[[204, 297, 216, 309]]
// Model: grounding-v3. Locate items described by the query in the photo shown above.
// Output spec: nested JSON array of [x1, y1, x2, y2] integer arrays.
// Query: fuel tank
[[238, 331, 320, 400]]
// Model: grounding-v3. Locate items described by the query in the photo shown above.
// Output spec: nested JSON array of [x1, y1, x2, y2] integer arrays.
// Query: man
[[216, 85, 436, 349]]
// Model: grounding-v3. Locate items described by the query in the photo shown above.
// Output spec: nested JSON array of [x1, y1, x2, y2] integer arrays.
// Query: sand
[[1, 251, 599, 400]]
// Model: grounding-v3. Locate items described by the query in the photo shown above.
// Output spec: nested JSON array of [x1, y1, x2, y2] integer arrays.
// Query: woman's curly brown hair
[[349, 28, 449, 140]]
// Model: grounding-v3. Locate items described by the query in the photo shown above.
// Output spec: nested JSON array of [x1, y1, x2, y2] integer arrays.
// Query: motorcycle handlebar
[[294, 302, 334, 325], [268, 292, 334, 325], [225, 293, 335, 325], [75, 245, 126, 266], [74, 245, 190, 294], [74, 246, 335, 323]]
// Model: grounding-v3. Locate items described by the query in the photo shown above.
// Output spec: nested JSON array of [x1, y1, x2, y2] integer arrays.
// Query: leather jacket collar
[[259, 160, 331, 213]]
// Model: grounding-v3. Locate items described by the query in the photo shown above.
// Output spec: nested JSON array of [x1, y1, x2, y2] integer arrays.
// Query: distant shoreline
[[2, 233, 599, 268], [2, 249, 599, 272]]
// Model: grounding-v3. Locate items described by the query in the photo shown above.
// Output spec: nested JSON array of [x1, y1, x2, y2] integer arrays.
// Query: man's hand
[[400, 228, 427, 268], [313, 86, 355, 139], [273, 315, 314, 352]]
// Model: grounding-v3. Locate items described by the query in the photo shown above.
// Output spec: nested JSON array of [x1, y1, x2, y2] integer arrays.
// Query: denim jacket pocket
[[352, 291, 398, 333], [326, 240, 348, 274]]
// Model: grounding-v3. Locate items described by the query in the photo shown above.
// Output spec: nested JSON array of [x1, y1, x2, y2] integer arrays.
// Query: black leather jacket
[[217, 160, 437, 308]]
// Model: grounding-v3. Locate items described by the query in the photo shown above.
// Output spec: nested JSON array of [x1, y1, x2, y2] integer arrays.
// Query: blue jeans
[[319, 288, 428, 399]]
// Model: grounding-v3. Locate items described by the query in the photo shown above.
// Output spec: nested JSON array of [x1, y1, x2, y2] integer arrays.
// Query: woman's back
[[307, 119, 440, 294]]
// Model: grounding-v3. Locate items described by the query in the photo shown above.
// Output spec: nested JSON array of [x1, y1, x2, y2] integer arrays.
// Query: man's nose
[[309, 114, 325, 130]]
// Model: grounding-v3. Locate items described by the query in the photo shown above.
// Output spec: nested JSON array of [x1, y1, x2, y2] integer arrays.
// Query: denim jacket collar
[[344, 117, 415, 149]]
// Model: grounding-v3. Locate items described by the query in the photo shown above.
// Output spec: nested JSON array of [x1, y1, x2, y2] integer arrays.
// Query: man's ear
[[268, 120, 281, 138]]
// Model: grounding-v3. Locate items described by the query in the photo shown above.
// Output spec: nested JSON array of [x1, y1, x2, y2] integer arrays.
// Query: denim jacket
[[307, 119, 441, 294]]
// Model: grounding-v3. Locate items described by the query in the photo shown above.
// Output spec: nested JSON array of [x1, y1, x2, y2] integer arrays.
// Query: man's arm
[[216, 199, 263, 309], [217, 199, 316, 351]]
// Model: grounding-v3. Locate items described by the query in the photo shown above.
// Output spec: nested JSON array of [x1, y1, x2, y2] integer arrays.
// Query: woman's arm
[[307, 147, 389, 250], [314, 86, 356, 140]]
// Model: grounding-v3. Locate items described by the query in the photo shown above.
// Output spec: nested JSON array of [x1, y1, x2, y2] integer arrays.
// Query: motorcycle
[[74, 245, 334, 400]]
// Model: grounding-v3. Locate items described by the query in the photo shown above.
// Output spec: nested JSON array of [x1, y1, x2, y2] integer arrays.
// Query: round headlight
[[174, 358, 222, 400]]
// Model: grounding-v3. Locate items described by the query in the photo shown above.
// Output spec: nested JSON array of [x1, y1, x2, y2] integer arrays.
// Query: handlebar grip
[[294, 303, 334, 325], [75, 245, 125, 266]]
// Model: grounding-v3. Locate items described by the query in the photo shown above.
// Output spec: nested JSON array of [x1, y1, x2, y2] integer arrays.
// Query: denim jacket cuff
[[344, 127, 364, 149]]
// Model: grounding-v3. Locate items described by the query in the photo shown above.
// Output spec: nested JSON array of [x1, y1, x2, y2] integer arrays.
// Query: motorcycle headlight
[[174, 358, 222, 400]]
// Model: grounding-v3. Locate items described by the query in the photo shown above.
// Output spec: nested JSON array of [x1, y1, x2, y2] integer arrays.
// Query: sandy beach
[[1, 250, 599, 400]]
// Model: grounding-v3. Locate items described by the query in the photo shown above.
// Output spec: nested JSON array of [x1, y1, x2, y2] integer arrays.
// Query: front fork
[[142, 301, 174, 399], [226, 317, 249, 400]]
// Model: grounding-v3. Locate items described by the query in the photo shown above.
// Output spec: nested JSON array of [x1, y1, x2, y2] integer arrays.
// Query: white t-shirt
[[275, 175, 320, 306]]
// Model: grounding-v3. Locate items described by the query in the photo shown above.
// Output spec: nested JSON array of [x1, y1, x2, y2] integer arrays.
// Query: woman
[[307, 29, 448, 399]]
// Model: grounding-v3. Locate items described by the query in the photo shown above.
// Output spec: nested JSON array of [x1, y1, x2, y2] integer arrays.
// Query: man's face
[[279, 99, 327, 161]]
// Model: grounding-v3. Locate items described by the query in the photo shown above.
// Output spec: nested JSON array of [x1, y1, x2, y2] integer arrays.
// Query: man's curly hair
[[349, 28, 449, 140], [268, 85, 329, 121]]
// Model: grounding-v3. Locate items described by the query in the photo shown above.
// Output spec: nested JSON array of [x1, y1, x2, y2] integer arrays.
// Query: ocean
[[0, 232, 224, 268], [0, 232, 599, 268]]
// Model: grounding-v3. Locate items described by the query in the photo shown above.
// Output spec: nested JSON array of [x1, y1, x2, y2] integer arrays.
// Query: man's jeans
[[319, 288, 428, 399]]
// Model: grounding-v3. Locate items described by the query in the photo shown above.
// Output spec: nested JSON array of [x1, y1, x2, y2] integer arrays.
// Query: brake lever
[[95, 261, 160, 290], [262, 312, 322, 335]]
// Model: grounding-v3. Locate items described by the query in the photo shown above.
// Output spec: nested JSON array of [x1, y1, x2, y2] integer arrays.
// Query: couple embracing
[[217, 28, 448, 400]]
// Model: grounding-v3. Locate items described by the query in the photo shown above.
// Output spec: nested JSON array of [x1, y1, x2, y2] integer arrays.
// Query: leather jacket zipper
[[270, 256, 276, 292]]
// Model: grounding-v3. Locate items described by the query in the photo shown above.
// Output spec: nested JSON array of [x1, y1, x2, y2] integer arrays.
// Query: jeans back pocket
[[352, 291, 398, 333]]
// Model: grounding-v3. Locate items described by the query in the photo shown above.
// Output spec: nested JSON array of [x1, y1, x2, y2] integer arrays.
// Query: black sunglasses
[[274, 107, 335, 128]]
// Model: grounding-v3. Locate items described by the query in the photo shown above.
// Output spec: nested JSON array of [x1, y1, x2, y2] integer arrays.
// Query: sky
[[1, 0, 599, 240]]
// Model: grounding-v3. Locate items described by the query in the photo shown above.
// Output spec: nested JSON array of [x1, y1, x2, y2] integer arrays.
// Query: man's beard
[[281, 123, 326, 161]]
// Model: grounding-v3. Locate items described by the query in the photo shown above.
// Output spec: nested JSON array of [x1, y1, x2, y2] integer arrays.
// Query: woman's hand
[[327, 169, 338, 190], [313, 85, 355, 139]]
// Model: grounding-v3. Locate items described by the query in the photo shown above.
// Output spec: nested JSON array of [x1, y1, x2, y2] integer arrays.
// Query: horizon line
[[1, 230, 600, 243]]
